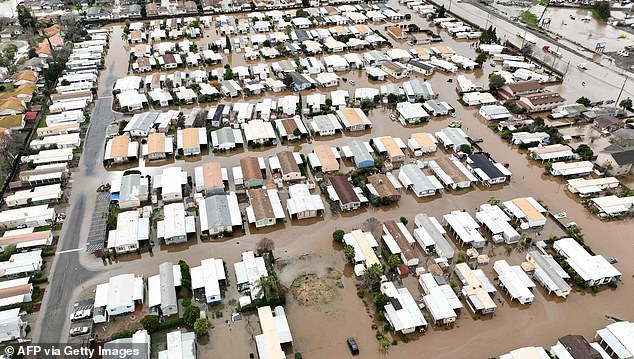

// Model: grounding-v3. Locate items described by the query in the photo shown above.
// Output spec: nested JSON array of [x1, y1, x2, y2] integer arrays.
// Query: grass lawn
[[520, 11, 539, 29], [0, 83, 14, 93]]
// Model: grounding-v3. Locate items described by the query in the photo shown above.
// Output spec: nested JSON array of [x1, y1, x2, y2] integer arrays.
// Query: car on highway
[[347, 337, 359, 355], [70, 326, 90, 337]]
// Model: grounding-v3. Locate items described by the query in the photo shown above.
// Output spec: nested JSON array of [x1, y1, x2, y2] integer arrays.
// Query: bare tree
[[256, 237, 275, 255], [362, 217, 382, 239]]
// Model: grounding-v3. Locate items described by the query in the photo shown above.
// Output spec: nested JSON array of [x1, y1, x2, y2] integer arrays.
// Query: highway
[[429, 0, 634, 100]]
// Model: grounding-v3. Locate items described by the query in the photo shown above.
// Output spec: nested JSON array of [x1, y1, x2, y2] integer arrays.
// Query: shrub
[[140, 315, 160, 333], [182, 297, 191, 307], [332, 229, 345, 243], [194, 318, 209, 337], [111, 330, 134, 340], [183, 306, 200, 327]]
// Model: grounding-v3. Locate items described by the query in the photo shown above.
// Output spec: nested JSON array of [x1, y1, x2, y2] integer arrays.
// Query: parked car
[[347, 337, 359, 355], [553, 212, 567, 219], [70, 326, 90, 337], [349, 80, 356, 85], [471, 138, 483, 143], [389, 114, 397, 121], [564, 222, 577, 229], [449, 121, 462, 128], [607, 257, 619, 264], [576, 63, 587, 70]]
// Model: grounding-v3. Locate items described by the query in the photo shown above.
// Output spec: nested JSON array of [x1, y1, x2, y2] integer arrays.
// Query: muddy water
[[82, 8, 634, 359], [541, 7, 631, 53]]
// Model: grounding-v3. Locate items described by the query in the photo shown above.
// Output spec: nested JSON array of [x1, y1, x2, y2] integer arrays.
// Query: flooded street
[[56, 5, 634, 359]]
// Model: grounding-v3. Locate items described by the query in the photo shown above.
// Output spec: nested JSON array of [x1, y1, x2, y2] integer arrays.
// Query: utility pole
[[615, 74, 628, 108]]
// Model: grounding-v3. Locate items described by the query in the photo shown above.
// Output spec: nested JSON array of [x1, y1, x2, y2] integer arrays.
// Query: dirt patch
[[290, 273, 340, 306]]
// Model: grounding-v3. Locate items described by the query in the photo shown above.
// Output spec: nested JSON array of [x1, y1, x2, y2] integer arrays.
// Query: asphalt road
[[33, 27, 127, 344], [430, 0, 634, 100]]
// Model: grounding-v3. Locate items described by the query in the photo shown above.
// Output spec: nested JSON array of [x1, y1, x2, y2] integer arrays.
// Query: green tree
[[373, 292, 390, 312], [194, 318, 209, 337], [332, 229, 345, 242], [457, 250, 467, 263], [225, 35, 232, 51], [360, 99, 374, 111], [17, 7, 36, 29], [258, 274, 279, 300], [459, 144, 472, 154], [399, 217, 408, 226], [223, 67, 234, 80], [343, 244, 356, 261], [404, 14, 412, 20], [183, 306, 200, 327], [387, 254, 401, 269], [179, 260, 191, 290], [619, 97, 632, 110], [263, 40, 271, 48], [576, 96, 592, 107], [140, 315, 160, 333], [362, 263, 384, 290], [488, 73, 506, 90], [282, 73, 294, 89], [594, 1, 611, 21], [575, 144, 594, 161], [3, 44, 17, 62], [475, 53, 488, 66], [296, 9, 309, 18], [293, 128, 302, 137], [387, 93, 399, 104], [434, 5, 446, 18]]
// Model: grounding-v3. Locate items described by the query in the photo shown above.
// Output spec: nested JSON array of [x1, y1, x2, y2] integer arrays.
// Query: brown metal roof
[[505, 81, 544, 93], [248, 188, 274, 220], [0, 283, 32, 300], [330, 176, 359, 204], [280, 118, 298, 135], [557, 335, 602, 359], [202, 162, 223, 190], [314, 145, 339, 172], [435, 156, 469, 183], [110, 135, 130, 158], [521, 92, 565, 105], [241, 157, 263, 181], [181, 127, 200, 149], [277, 151, 300, 175], [0, 230, 51, 245], [383, 220, 416, 262], [147, 133, 165, 154], [367, 174, 399, 198]]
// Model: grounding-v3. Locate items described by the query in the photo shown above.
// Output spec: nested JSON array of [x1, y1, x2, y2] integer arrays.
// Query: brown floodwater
[[69, 7, 634, 359]]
